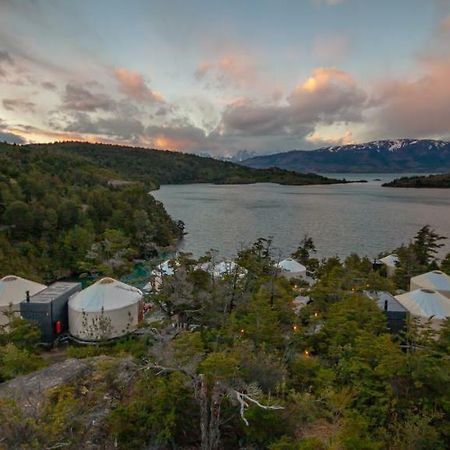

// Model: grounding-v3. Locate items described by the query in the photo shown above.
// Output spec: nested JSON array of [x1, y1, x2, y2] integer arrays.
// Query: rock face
[[241, 139, 450, 173], [0, 358, 92, 409], [0, 356, 138, 449]]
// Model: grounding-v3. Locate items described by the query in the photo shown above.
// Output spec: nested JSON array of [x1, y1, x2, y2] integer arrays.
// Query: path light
[[293, 325, 298, 331], [240, 329, 245, 334], [314, 312, 318, 318], [304, 350, 309, 357]]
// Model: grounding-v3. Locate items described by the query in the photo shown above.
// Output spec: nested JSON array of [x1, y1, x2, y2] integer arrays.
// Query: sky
[[0, 0, 449, 156]]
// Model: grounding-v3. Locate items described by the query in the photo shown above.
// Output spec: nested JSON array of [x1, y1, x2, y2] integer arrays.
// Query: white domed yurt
[[199, 260, 247, 279], [410, 271, 450, 299], [143, 259, 178, 293], [395, 288, 450, 330], [379, 254, 399, 277], [69, 278, 143, 341], [0, 275, 46, 326], [213, 260, 247, 278], [276, 258, 307, 279]]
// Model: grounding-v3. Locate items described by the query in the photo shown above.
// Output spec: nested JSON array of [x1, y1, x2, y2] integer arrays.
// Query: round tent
[[395, 288, 450, 329], [379, 254, 399, 277], [410, 271, 450, 299], [69, 277, 143, 341], [200, 260, 247, 279], [143, 260, 178, 293], [276, 258, 307, 279], [0, 275, 47, 326]]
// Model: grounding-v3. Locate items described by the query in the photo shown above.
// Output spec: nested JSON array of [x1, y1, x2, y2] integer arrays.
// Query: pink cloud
[[372, 57, 450, 137], [195, 52, 262, 90], [114, 68, 164, 103]]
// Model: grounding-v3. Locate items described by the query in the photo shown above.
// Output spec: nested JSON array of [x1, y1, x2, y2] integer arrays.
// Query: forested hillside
[[383, 172, 450, 188], [0, 144, 183, 282], [28, 142, 346, 186]]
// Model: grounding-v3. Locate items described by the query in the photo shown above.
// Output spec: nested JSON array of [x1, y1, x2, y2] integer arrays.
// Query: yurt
[[0, 275, 46, 326], [208, 260, 247, 278], [410, 271, 450, 299], [143, 260, 177, 292], [379, 254, 399, 277], [69, 277, 143, 341], [395, 288, 450, 330], [276, 258, 307, 279]]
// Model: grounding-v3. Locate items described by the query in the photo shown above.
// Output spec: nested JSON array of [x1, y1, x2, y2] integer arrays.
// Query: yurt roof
[[151, 260, 176, 277], [395, 289, 450, 319], [69, 278, 142, 312], [380, 254, 399, 267], [0, 275, 47, 307], [213, 260, 246, 277], [277, 258, 307, 274], [411, 271, 450, 292]]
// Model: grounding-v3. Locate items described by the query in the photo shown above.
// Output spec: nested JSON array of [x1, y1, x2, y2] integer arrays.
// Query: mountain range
[[240, 139, 450, 173]]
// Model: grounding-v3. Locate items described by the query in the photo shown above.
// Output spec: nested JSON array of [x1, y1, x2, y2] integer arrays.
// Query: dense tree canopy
[[0, 144, 183, 282]]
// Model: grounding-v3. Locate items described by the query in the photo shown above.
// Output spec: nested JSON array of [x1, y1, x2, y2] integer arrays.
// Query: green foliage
[[0, 144, 183, 281], [1, 231, 450, 449], [47, 141, 346, 186], [108, 371, 198, 448], [0, 343, 45, 381], [384, 172, 450, 188]]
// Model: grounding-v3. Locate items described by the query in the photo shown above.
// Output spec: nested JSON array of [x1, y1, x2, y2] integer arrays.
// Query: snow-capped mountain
[[240, 139, 450, 173]]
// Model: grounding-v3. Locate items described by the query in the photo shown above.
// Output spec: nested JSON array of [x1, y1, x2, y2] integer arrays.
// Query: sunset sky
[[1, 0, 449, 156]]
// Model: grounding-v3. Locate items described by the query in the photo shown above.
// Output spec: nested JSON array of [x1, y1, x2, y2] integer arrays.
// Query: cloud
[[0, 119, 26, 144], [371, 57, 450, 138], [218, 67, 366, 140], [195, 52, 260, 90], [114, 68, 163, 103], [3, 98, 36, 113], [305, 129, 354, 147], [62, 83, 116, 112], [0, 50, 14, 77], [289, 67, 367, 123], [41, 81, 57, 90], [64, 114, 144, 141]]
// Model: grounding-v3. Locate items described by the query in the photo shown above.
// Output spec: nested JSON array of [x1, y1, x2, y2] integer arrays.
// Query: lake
[[152, 174, 450, 260]]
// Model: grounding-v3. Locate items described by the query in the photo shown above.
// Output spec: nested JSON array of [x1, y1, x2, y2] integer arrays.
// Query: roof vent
[[99, 278, 115, 284], [421, 289, 435, 294], [432, 270, 443, 274]]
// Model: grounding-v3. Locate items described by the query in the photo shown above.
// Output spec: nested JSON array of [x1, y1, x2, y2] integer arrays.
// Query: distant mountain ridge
[[240, 139, 450, 173]]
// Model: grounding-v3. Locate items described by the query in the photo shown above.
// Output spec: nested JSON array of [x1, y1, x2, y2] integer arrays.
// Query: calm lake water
[[153, 174, 450, 260]]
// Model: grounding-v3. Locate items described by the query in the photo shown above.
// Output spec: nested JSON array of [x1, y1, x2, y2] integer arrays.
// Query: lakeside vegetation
[[1, 228, 450, 449], [0, 144, 183, 282], [383, 172, 450, 188], [24, 142, 348, 186]]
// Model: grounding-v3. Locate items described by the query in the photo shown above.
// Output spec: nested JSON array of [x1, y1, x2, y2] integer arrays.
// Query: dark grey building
[[20, 282, 81, 343], [364, 290, 408, 334]]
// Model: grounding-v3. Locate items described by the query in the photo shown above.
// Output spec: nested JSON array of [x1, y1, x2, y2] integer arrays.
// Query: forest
[[0, 228, 449, 449], [0, 143, 184, 282], [383, 173, 450, 188], [22, 142, 347, 186]]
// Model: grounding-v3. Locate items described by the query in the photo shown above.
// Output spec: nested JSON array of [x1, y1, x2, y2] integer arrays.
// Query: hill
[[241, 139, 450, 173], [29, 141, 346, 186], [0, 144, 183, 282], [383, 172, 450, 188]]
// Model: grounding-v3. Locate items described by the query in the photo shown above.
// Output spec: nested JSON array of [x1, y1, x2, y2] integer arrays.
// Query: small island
[[383, 173, 450, 188]]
